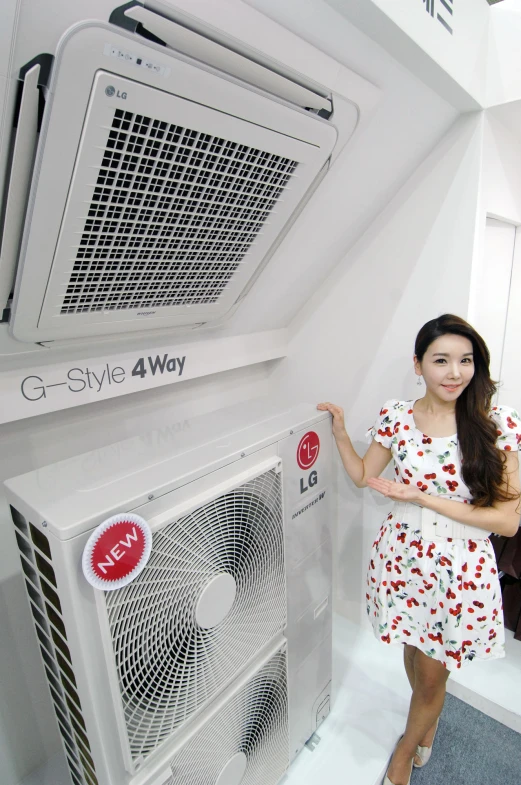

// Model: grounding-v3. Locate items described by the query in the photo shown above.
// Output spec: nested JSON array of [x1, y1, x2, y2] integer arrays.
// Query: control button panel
[[103, 43, 171, 78]]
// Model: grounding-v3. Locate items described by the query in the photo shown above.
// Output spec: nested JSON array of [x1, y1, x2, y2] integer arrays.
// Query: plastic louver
[[104, 467, 286, 764], [168, 647, 289, 785], [61, 109, 298, 315]]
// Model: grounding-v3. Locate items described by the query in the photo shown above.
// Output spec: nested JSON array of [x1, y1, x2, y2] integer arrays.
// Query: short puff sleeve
[[366, 399, 398, 449], [491, 405, 521, 452]]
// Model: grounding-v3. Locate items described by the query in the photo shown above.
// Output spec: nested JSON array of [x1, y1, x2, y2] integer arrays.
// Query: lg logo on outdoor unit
[[105, 85, 127, 99], [297, 431, 320, 494]]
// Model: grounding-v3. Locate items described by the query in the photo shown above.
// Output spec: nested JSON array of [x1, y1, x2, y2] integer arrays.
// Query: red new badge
[[82, 513, 152, 591], [297, 431, 320, 470]]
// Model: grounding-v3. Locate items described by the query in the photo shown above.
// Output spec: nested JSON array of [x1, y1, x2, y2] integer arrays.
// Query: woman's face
[[415, 333, 475, 401]]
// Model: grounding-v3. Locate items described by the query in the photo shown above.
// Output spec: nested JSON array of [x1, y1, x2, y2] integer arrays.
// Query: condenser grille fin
[[10, 506, 99, 785], [104, 467, 286, 763], [168, 648, 289, 784], [62, 109, 298, 314]]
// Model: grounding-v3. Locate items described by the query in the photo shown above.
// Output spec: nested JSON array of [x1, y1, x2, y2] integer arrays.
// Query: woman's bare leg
[[403, 644, 416, 690], [403, 644, 443, 757], [388, 649, 449, 784]]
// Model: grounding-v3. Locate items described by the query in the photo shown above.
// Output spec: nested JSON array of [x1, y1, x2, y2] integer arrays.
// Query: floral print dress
[[365, 400, 521, 670]]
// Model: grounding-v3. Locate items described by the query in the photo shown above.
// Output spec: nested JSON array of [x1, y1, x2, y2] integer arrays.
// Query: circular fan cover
[[104, 468, 285, 763], [168, 648, 289, 785]]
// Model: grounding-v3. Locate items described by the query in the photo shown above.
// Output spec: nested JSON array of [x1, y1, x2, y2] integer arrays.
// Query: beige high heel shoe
[[413, 718, 439, 768]]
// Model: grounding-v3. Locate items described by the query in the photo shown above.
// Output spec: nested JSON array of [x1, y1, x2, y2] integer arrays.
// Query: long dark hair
[[415, 314, 517, 507]]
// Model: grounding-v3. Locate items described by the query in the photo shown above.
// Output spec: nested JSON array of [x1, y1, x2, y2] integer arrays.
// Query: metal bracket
[[305, 732, 321, 752]]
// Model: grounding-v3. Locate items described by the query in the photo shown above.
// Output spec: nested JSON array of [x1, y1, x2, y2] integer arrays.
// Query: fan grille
[[104, 467, 286, 763], [168, 648, 288, 785], [62, 109, 298, 314]]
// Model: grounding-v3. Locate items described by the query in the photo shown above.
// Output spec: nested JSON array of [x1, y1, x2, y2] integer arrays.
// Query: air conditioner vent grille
[[62, 109, 298, 314], [104, 467, 286, 763], [168, 647, 289, 785], [10, 507, 99, 785]]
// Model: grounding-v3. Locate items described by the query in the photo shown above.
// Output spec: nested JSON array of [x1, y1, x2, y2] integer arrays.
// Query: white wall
[[0, 0, 20, 202], [319, 0, 489, 109], [270, 114, 484, 624], [241, 0, 459, 324], [482, 114, 521, 225], [500, 232, 521, 407], [0, 361, 276, 785], [487, 0, 521, 107], [468, 113, 521, 405], [474, 218, 516, 386]]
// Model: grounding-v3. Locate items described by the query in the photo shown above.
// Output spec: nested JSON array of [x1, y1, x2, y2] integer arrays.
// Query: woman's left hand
[[367, 477, 423, 503]]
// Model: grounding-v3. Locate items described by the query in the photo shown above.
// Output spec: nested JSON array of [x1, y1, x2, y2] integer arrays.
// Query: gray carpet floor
[[411, 693, 521, 785]]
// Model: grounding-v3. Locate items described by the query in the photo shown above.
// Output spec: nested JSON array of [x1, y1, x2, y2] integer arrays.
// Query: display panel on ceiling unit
[[10, 24, 338, 343]]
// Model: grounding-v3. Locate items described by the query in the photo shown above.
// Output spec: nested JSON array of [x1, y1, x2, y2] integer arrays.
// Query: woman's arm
[[317, 402, 392, 488], [368, 451, 521, 537]]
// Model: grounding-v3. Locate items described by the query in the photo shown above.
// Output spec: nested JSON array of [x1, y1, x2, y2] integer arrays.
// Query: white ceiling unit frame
[[5, 403, 333, 785], [8, 5, 343, 344]]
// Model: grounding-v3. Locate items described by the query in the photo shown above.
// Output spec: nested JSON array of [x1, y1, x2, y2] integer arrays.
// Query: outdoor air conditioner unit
[[4, 402, 333, 785], [1, 1, 355, 345]]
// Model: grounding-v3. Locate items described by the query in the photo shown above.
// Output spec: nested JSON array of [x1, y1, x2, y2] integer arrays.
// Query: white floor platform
[[19, 615, 521, 785]]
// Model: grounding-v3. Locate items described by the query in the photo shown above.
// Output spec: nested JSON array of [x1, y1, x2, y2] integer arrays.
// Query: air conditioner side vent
[[10, 506, 99, 785]]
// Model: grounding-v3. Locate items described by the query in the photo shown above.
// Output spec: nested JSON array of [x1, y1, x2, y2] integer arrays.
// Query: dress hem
[[369, 624, 506, 672]]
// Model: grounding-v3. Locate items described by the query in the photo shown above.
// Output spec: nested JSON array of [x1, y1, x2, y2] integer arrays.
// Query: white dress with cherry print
[[365, 400, 521, 671]]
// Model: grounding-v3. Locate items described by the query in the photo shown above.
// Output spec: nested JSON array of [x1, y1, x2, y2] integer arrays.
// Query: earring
[[417, 375, 422, 386]]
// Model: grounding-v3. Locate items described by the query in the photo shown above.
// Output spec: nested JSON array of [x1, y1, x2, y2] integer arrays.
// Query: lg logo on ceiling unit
[[105, 85, 127, 99]]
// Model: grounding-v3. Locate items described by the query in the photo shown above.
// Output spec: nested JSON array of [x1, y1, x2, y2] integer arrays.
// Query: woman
[[318, 314, 520, 785]]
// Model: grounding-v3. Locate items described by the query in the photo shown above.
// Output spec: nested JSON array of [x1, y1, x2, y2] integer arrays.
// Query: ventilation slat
[[15, 531, 34, 561], [30, 522, 52, 559], [35, 551, 57, 586], [9, 506, 98, 785], [10, 506, 28, 535]]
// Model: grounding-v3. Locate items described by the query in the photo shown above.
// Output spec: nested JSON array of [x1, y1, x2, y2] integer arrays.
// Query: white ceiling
[[229, 0, 459, 333], [1, 0, 460, 362]]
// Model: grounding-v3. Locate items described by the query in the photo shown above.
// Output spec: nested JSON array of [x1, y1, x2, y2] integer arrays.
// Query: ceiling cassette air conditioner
[[7, 7, 343, 343], [5, 402, 333, 785]]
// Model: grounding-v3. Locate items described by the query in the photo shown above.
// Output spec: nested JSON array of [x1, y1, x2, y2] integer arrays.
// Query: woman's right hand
[[316, 402, 348, 441]]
